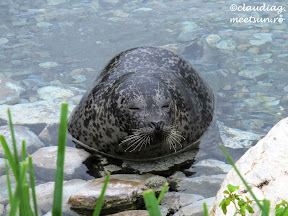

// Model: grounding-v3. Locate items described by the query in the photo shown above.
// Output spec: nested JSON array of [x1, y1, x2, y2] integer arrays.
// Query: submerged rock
[[218, 121, 263, 148], [0, 78, 24, 105]]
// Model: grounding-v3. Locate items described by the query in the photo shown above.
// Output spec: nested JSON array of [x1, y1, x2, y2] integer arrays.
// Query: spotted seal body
[[68, 47, 214, 161]]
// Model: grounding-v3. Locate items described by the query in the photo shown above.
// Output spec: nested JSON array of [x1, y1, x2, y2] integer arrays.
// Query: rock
[[37, 86, 84, 101], [0, 38, 8, 45], [35, 179, 86, 214], [31, 146, 91, 181], [253, 33, 273, 42], [0, 125, 44, 158], [107, 210, 148, 216], [0, 158, 7, 176], [0, 101, 75, 124], [218, 121, 263, 148], [205, 34, 222, 47], [111, 174, 167, 192], [161, 192, 204, 211], [38, 123, 60, 145], [36, 22, 53, 28], [121, 148, 198, 175], [0, 204, 4, 215], [174, 197, 215, 216], [169, 171, 226, 198], [249, 40, 266, 46], [178, 21, 199, 42], [0, 78, 24, 105], [47, 0, 67, 6], [216, 39, 236, 50], [132, 7, 153, 12], [193, 159, 232, 173], [68, 178, 148, 215], [39, 62, 59, 69], [211, 117, 288, 216], [0, 174, 17, 203]]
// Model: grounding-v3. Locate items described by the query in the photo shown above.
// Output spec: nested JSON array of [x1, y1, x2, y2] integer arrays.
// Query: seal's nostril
[[149, 121, 165, 131]]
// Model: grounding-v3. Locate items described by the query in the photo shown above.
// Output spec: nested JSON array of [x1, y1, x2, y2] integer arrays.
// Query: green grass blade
[[23, 183, 33, 216], [143, 189, 162, 216], [93, 173, 110, 216], [0, 135, 17, 176], [5, 161, 13, 206], [18, 162, 28, 215], [10, 162, 28, 216], [220, 144, 268, 215], [262, 200, 270, 216], [52, 103, 68, 216], [156, 182, 168, 205], [9, 186, 20, 216], [7, 109, 20, 177], [22, 140, 26, 162], [203, 202, 208, 216], [29, 156, 39, 216]]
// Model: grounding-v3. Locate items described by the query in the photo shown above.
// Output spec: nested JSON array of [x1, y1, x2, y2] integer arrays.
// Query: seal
[[68, 46, 214, 161]]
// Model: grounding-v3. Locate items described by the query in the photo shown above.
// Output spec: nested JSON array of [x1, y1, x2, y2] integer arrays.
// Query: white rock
[[31, 146, 90, 181], [0, 125, 44, 158], [211, 117, 288, 216]]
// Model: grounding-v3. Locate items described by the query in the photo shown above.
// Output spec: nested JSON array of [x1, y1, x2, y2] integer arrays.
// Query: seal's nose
[[149, 121, 165, 132]]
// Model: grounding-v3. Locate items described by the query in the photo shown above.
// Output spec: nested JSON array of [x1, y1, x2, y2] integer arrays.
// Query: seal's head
[[110, 75, 184, 153]]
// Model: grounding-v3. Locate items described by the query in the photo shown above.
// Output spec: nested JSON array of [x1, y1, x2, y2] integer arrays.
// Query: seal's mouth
[[119, 125, 185, 153]]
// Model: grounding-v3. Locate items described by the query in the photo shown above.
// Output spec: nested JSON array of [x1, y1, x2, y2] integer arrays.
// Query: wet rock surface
[[68, 177, 148, 215]]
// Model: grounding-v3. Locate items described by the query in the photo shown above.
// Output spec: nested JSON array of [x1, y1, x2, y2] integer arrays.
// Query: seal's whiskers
[[120, 130, 152, 152], [164, 126, 185, 152]]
